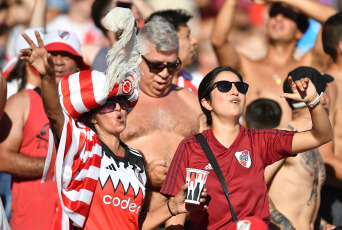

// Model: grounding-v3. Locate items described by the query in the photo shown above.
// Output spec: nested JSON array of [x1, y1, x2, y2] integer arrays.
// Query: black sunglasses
[[96, 97, 128, 113], [142, 55, 182, 74], [269, 5, 298, 22], [211, 81, 249, 94]]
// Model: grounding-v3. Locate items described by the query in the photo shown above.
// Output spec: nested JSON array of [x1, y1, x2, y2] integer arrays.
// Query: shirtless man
[[318, 12, 342, 226], [211, 0, 336, 124], [121, 17, 204, 227], [265, 67, 335, 230], [145, 9, 199, 93]]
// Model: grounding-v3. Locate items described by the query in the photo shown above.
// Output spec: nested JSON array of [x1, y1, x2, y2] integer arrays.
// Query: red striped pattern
[[58, 70, 139, 120], [54, 114, 103, 228]]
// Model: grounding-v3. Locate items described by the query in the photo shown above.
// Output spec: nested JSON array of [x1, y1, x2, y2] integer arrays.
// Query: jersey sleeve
[[161, 138, 190, 197], [54, 112, 102, 227], [256, 129, 295, 166]]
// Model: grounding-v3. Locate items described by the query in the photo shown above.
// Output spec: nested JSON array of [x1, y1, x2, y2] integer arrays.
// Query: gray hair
[[137, 16, 179, 55]]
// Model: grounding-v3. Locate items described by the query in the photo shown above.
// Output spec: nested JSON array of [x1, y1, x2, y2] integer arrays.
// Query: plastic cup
[[185, 168, 209, 204]]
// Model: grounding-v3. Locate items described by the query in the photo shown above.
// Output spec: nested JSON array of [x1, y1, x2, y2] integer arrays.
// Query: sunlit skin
[[91, 101, 127, 149], [177, 25, 197, 69], [139, 45, 178, 98], [267, 13, 303, 44], [203, 71, 246, 127]]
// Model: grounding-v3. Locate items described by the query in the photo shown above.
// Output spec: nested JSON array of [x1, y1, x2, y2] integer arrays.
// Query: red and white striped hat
[[59, 70, 139, 119], [44, 30, 90, 70], [58, 7, 141, 119]]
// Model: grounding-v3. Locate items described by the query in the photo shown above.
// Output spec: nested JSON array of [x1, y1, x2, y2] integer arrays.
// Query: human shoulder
[[6, 89, 30, 117], [173, 85, 200, 107]]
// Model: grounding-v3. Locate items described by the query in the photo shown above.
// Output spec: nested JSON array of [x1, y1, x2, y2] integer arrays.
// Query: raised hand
[[280, 76, 318, 105], [19, 30, 55, 78]]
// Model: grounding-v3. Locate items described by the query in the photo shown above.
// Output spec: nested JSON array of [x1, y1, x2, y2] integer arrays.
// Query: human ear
[[201, 98, 213, 112]]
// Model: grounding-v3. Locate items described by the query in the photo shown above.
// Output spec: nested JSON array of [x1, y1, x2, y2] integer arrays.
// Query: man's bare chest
[[122, 102, 199, 142]]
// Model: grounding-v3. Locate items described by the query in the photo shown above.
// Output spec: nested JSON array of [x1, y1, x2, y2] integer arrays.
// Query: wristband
[[167, 200, 176, 216], [307, 92, 323, 108]]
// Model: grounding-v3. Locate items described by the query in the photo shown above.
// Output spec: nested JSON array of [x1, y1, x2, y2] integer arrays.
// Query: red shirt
[[10, 89, 61, 230], [161, 126, 295, 229]]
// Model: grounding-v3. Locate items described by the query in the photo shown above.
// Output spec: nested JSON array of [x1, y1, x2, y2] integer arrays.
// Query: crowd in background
[[1, 0, 342, 229]]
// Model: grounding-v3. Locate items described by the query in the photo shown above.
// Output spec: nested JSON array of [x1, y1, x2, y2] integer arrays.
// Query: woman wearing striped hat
[[19, 7, 207, 230]]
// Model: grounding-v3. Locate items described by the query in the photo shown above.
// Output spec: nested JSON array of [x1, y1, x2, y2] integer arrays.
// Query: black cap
[[269, 3, 309, 34], [283, 66, 334, 109]]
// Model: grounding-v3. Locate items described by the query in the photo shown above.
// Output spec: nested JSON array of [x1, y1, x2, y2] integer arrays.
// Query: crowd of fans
[[0, 0, 342, 229]]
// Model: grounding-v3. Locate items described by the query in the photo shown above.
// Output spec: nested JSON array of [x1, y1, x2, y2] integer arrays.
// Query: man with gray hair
[[121, 16, 205, 228]]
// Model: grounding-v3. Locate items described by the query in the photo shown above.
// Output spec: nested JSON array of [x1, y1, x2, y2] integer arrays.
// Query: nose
[[230, 83, 239, 95], [53, 55, 63, 65], [159, 67, 169, 79], [190, 34, 198, 46]]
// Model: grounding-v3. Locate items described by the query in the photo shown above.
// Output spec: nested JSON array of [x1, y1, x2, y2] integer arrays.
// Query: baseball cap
[[283, 66, 334, 109], [43, 30, 90, 70], [227, 217, 268, 230], [269, 3, 309, 34]]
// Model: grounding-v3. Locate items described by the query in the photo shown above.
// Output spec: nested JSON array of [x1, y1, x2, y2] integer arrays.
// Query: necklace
[[273, 73, 282, 85]]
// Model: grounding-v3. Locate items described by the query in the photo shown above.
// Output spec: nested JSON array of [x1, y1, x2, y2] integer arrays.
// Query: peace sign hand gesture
[[19, 30, 55, 78]]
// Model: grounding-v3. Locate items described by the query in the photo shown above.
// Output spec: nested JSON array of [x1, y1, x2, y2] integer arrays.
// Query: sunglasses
[[211, 81, 249, 94], [96, 97, 128, 113], [142, 55, 182, 74], [269, 5, 298, 22]]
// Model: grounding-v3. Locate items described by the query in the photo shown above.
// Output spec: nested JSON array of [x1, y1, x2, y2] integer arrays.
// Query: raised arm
[[281, 77, 333, 154], [260, 0, 337, 24], [131, 0, 154, 19], [29, 0, 47, 28], [210, 0, 241, 69], [19, 31, 64, 139]]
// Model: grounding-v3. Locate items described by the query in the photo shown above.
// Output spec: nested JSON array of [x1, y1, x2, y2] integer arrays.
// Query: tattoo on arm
[[269, 197, 296, 230]]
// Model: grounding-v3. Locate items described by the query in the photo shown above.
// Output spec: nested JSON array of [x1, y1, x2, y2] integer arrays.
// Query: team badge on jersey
[[234, 149, 251, 168]]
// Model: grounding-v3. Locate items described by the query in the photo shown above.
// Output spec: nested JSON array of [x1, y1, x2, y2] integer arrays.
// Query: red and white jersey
[[83, 142, 146, 230], [42, 113, 146, 229]]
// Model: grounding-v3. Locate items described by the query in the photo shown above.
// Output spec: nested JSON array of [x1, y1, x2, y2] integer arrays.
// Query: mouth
[[231, 99, 240, 104], [155, 81, 167, 90], [55, 71, 65, 78], [115, 113, 125, 123]]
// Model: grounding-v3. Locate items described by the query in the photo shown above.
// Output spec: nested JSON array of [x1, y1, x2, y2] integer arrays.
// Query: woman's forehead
[[215, 71, 240, 82]]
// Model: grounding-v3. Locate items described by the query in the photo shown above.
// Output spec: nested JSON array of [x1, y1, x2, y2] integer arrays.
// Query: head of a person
[[198, 66, 248, 127], [78, 95, 129, 135], [245, 98, 282, 129], [267, 3, 309, 43], [146, 9, 197, 69], [283, 66, 334, 113], [137, 16, 181, 97], [43, 30, 90, 83], [322, 12, 342, 61], [91, 0, 113, 37]]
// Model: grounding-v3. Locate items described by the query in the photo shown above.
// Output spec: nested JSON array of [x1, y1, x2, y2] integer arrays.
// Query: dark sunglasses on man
[[142, 55, 182, 74], [96, 97, 128, 113], [211, 81, 249, 94]]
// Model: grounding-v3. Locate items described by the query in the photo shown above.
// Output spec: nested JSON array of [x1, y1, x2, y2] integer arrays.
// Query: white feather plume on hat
[[103, 7, 141, 101]]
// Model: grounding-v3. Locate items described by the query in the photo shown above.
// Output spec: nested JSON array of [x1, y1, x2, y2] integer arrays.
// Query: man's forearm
[[0, 152, 45, 178]]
